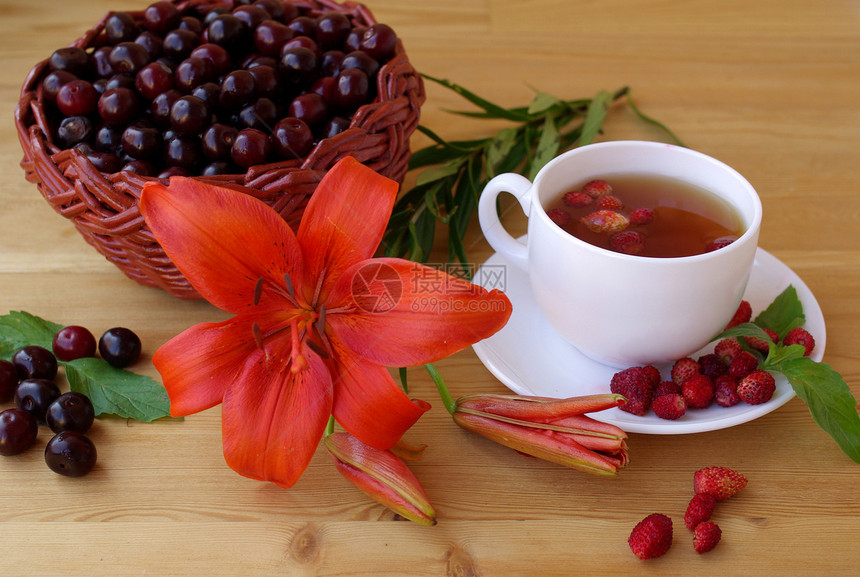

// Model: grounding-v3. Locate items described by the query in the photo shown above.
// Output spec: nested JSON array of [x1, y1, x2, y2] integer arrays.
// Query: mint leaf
[[0, 310, 63, 358], [65, 358, 172, 422], [754, 285, 805, 338], [776, 357, 860, 463]]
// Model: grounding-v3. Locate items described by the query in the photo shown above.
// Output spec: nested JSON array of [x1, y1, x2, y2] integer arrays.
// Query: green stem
[[324, 415, 335, 437], [425, 363, 456, 414]]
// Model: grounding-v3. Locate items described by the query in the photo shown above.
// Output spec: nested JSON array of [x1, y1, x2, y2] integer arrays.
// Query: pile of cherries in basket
[[41, 0, 399, 177], [0, 326, 141, 477]]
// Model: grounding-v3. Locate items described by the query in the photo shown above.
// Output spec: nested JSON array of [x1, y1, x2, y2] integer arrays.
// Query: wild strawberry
[[597, 195, 624, 210], [684, 493, 717, 530], [728, 350, 759, 379], [610, 367, 656, 416], [652, 393, 686, 420], [629, 207, 654, 226], [671, 357, 700, 386], [725, 300, 752, 329], [693, 521, 722, 553], [547, 208, 571, 227], [609, 230, 645, 255], [783, 327, 815, 356], [642, 365, 662, 388], [705, 236, 737, 253], [693, 466, 747, 501], [714, 338, 742, 365], [682, 374, 714, 409], [697, 353, 727, 379], [737, 369, 776, 405], [628, 513, 673, 560], [744, 328, 778, 354], [562, 190, 592, 208], [583, 179, 613, 198], [581, 210, 629, 234], [714, 374, 741, 407], [654, 381, 682, 398]]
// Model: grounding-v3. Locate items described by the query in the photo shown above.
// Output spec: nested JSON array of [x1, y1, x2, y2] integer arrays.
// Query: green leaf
[[579, 90, 612, 146], [626, 90, 687, 147], [0, 310, 64, 358], [527, 91, 561, 115], [421, 73, 531, 122], [777, 357, 860, 463], [754, 285, 805, 338], [528, 112, 560, 180], [415, 159, 463, 187], [65, 358, 173, 422], [486, 127, 518, 178]]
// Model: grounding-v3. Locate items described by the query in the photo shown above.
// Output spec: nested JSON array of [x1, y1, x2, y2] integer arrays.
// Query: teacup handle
[[478, 173, 533, 271]]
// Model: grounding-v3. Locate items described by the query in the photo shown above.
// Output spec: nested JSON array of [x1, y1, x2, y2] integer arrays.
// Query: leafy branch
[[382, 74, 685, 271]]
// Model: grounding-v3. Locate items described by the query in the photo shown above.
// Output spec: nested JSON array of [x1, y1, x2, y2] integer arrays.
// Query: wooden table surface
[[1, 0, 859, 575]]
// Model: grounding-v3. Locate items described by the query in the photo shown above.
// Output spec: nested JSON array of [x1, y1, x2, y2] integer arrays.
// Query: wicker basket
[[14, 0, 425, 299]]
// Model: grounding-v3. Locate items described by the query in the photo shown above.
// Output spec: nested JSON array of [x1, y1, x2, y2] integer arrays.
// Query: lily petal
[[296, 157, 398, 305], [328, 333, 430, 450], [153, 316, 261, 417], [221, 347, 333, 488], [327, 258, 512, 367], [140, 177, 305, 313]]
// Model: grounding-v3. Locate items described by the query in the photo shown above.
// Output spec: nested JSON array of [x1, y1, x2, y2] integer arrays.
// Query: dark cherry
[[45, 431, 97, 477], [136, 61, 175, 100], [163, 135, 204, 171], [201, 123, 239, 160], [135, 31, 165, 60], [157, 166, 191, 178], [243, 54, 279, 70], [191, 82, 221, 111], [287, 16, 317, 39], [201, 160, 240, 175], [41, 70, 77, 104], [231, 128, 271, 168], [335, 68, 370, 112], [122, 124, 163, 160], [315, 12, 351, 49], [320, 50, 344, 77], [14, 379, 61, 422], [254, 0, 287, 22], [49, 47, 91, 77], [233, 5, 271, 30], [343, 26, 366, 53], [144, 1, 182, 35], [121, 159, 157, 176], [55, 79, 98, 116], [98, 327, 142, 368], [12, 345, 58, 381], [247, 65, 280, 100], [46, 392, 95, 434], [311, 76, 337, 107], [340, 50, 379, 79], [91, 46, 115, 78], [178, 16, 204, 36], [108, 42, 151, 75], [162, 28, 202, 61], [150, 89, 182, 128], [207, 14, 248, 52], [0, 409, 38, 456], [238, 97, 277, 130], [360, 23, 398, 62], [104, 12, 139, 44], [94, 123, 124, 154], [174, 56, 214, 92], [98, 87, 140, 126], [86, 152, 125, 173], [288, 92, 328, 127], [202, 6, 231, 26], [190, 43, 233, 76], [279, 46, 318, 85], [219, 69, 256, 110], [254, 19, 293, 56], [0, 360, 17, 403], [271, 117, 313, 159], [105, 73, 137, 92], [56, 116, 94, 149], [170, 95, 210, 135], [282, 35, 321, 57], [52, 325, 97, 361]]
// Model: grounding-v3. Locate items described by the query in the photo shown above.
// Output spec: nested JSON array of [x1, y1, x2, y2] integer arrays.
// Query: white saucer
[[471, 245, 826, 434]]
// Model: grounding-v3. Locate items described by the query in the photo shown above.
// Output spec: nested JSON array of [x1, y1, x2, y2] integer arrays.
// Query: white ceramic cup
[[478, 140, 762, 367]]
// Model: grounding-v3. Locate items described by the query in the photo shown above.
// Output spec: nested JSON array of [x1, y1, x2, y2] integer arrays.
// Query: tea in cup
[[478, 140, 762, 367]]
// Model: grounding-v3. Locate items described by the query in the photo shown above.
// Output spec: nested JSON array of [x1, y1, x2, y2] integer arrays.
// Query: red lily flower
[[139, 157, 511, 488]]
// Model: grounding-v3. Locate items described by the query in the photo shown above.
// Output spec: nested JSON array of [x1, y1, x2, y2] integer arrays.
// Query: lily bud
[[325, 432, 436, 525], [452, 393, 629, 476]]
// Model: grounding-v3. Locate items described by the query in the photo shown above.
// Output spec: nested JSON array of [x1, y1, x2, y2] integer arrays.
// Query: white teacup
[[478, 141, 762, 367]]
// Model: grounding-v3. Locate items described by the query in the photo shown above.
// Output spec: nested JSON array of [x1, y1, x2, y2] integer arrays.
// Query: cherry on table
[[12, 345, 58, 381], [45, 431, 97, 477], [0, 408, 39, 456], [46, 392, 95, 434], [0, 360, 17, 403], [14, 378, 61, 422], [52, 325, 98, 362], [98, 327, 142, 368]]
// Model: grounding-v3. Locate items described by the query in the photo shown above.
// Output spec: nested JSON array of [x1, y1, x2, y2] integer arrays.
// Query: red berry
[[684, 493, 717, 530], [628, 513, 673, 560], [597, 195, 623, 210], [714, 338, 742, 365], [610, 367, 656, 416], [697, 353, 727, 379], [724, 300, 752, 329], [744, 328, 778, 354], [582, 179, 613, 198], [737, 369, 776, 405], [546, 208, 571, 227], [728, 350, 759, 379], [654, 381, 682, 398], [609, 230, 645, 255], [642, 365, 661, 388], [705, 236, 737, 252], [652, 393, 686, 420], [693, 521, 722, 553], [671, 357, 700, 386], [682, 374, 714, 409], [629, 207, 654, 226], [714, 375, 741, 407], [580, 210, 629, 234], [783, 327, 815, 356], [562, 190, 592, 208], [52, 325, 97, 362], [694, 466, 747, 501]]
